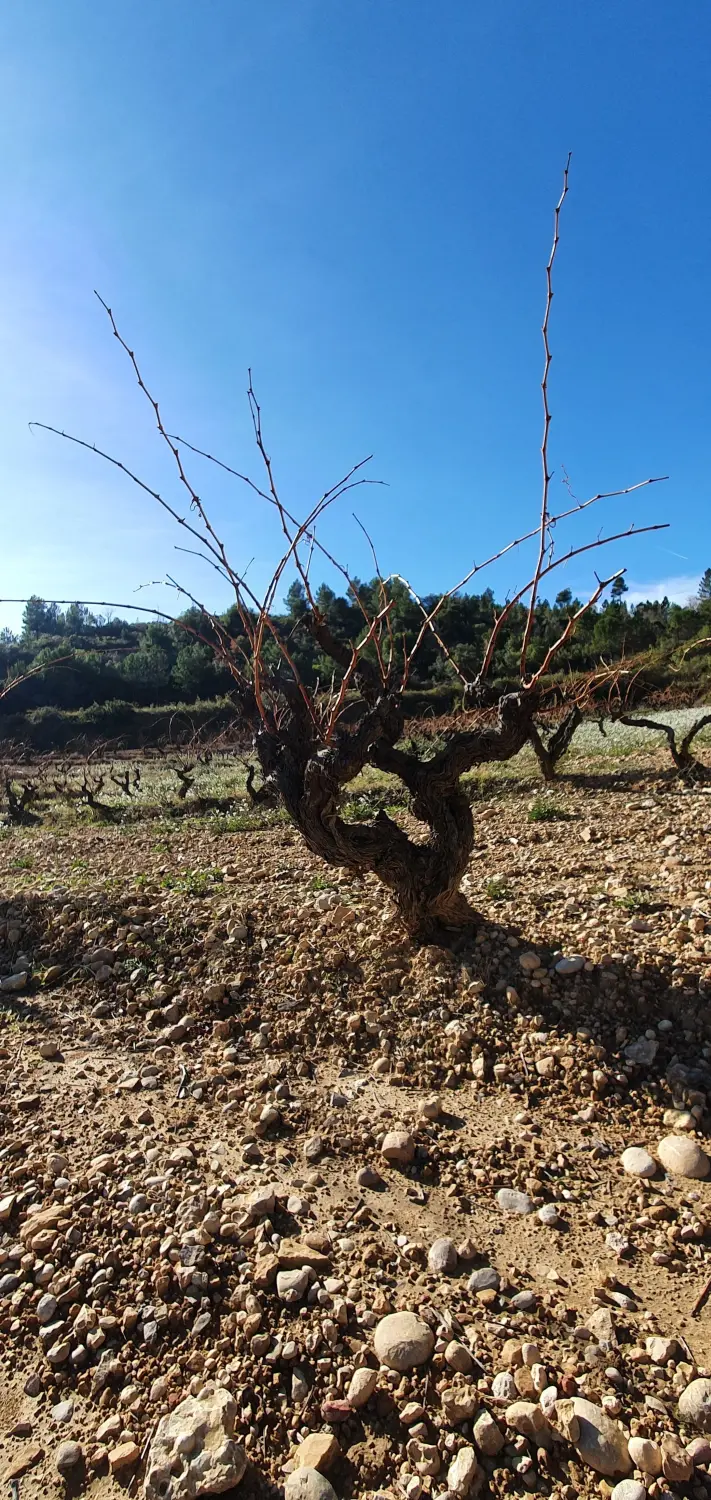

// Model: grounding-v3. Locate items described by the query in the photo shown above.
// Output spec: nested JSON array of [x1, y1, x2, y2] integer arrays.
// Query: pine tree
[[698, 568, 711, 602]]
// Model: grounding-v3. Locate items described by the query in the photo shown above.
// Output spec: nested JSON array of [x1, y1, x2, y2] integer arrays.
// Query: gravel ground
[[1, 743, 711, 1500]]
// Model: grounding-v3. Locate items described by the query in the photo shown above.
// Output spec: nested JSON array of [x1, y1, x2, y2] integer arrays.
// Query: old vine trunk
[[254, 688, 535, 942]]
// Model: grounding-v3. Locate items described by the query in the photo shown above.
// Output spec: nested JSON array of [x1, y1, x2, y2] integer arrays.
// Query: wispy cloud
[[625, 574, 701, 606]]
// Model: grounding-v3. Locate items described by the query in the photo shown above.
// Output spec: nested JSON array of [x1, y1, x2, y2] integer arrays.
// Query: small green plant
[[484, 876, 511, 901], [527, 796, 566, 823], [342, 794, 383, 823], [312, 875, 336, 891], [615, 890, 649, 912], [10, 855, 33, 870]]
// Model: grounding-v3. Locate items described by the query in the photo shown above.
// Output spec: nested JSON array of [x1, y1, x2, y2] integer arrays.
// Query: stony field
[[1, 732, 711, 1500]]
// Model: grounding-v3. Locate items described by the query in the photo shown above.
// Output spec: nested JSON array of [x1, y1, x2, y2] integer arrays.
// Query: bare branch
[[526, 570, 625, 686], [405, 475, 667, 671], [166, 429, 380, 632], [388, 573, 469, 685], [477, 522, 668, 683], [520, 152, 571, 676], [0, 653, 74, 704]]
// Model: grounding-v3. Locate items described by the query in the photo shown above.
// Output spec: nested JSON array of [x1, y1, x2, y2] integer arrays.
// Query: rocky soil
[[1, 756, 711, 1499]]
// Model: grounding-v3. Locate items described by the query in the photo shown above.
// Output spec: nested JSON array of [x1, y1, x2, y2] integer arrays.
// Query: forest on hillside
[[1, 570, 710, 736]]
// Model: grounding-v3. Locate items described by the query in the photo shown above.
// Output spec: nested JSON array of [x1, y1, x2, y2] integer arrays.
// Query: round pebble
[[373, 1311, 434, 1371], [620, 1146, 656, 1178], [611, 1483, 646, 1500], [428, 1237, 457, 1274], [658, 1135, 710, 1179]]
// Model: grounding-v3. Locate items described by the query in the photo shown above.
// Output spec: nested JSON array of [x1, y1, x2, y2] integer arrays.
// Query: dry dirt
[[1, 753, 711, 1499]]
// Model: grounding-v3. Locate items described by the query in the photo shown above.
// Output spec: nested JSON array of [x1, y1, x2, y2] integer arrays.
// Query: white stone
[[246, 1185, 276, 1217], [373, 1311, 434, 1371], [611, 1483, 646, 1500], [277, 1269, 309, 1304], [55, 1441, 82, 1473], [491, 1371, 517, 1403], [447, 1446, 480, 1497], [346, 1368, 377, 1408], [658, 1135, 710, 1179], [406, 1438, 439, 1476], [555, 955, 585, 974], [37, 1293, 58, 1324], [587, 1307, 617, 1345], [428, 1237, 457, 1273], [284, 1471, 337, 1500], [496, 1188, 533, 1215], [627, 1436, 662, 1474], [143, 1387, 246, 1498], [473, 1410, 504, 1455], [620, 1146, 656, 1178], [569, 1397, 632, 1476], [646, 1335, 679, 1364]]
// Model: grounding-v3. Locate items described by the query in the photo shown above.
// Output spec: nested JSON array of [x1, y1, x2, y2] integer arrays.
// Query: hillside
[[2, 583, 710, 751]]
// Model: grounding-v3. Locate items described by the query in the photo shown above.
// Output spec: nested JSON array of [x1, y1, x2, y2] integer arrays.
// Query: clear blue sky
[[1, 1, 709, 634]]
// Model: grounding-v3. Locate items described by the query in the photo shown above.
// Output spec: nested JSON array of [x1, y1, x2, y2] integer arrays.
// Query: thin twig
[[0, 653, 74, 703], [520, 152, 571, 676]]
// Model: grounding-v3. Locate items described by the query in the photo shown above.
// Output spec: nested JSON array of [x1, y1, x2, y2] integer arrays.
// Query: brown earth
[[1, 751, 711, 1499]]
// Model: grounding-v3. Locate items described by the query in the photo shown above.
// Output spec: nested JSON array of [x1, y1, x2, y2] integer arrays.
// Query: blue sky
[[1, 1, 709, 633]]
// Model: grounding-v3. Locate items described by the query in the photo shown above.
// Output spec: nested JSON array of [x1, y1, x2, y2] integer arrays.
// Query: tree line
[[1, 569, 710, 717]]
